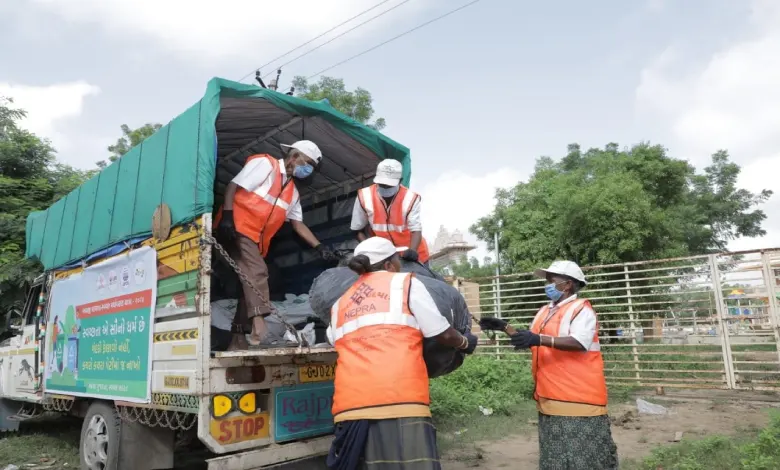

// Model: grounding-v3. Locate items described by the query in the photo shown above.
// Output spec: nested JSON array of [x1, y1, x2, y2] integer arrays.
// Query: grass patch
[[435, 401, 538, 456], [625, 412, 780, 470], [0, 416, 81, 468], [429, 355, 536, 460], [430, 355, 534, 418]]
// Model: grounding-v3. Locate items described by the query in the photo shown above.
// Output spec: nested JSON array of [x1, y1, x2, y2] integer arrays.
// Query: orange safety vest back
[[529, 298, 608, 406], [216, 155, 297, 257], [330, 271, 430, 418], [357, 185, 430, 263]]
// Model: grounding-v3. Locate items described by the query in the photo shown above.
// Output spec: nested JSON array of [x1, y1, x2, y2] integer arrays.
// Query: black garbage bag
[[309, 267, 471, 378]]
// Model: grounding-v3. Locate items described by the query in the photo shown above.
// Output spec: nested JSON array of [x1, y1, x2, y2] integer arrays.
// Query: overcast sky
[[1, 0, 778, 261]]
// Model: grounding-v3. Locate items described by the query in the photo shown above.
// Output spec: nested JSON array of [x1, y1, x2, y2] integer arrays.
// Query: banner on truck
[[44, 246, 158, 403]]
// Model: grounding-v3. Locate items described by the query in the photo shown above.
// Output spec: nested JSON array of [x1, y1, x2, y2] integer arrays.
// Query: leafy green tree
[[96, 123, 162, 168], [472, 143, 772, 272], [470, 143, 772, 344], [0, 97, 91, 319], [292, 76, 386, 130], [448, 256, 497, 279]]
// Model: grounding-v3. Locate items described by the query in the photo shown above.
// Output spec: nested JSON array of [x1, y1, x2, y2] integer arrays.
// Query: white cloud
[[419, 168, 522, 262], [24, 0, 428, 64], [0, 81, 100, 157], [635, 0, 780, 251]]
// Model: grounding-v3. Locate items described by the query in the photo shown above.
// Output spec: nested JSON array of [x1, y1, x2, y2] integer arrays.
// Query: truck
[[0, 77, 412, 470]]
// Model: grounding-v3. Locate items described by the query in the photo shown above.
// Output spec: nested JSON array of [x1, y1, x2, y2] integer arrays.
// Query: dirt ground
[[442, 397, 775, 469]]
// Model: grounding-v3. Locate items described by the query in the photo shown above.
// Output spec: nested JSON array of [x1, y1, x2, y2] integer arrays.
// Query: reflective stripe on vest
[[228, 155, 297, 256], [330, 272, 418, 342], [530, 298, 608, 406], [357, 185, 430, 262], [330, 272, 429, 417]]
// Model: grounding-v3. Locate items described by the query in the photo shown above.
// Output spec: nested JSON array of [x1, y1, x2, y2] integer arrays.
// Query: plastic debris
[[636, 398, 668, 415], [283, 322, 316, 346]]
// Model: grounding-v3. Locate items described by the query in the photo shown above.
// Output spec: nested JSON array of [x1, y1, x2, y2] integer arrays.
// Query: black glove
[[479, 317, 508, 332], [510, 330, 541, 350], [400, 249, 419, 262], [463, 332, 479, 355], [315, 244, 338, 262], [218, 210, 237, 243]]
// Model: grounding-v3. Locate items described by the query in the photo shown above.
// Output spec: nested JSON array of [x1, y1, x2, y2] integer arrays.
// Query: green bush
[[429, 356, 534, 418], [629, 413, 780, 470], [740, 413, 780, 470], [636, 436, 741, 470]]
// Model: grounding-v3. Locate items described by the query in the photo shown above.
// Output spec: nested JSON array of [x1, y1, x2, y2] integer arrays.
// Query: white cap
[[354, 237, 397, 265], [374, 159, 403, 186], [533, 260, 587, 286], [281, 140, 322, 165]]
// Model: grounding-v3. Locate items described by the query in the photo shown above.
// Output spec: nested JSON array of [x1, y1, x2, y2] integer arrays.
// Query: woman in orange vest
[[351, 159, 430, 265], [479, 261, 618, 470], [216, 140, 337, 349], [326, 237, 478, 470]]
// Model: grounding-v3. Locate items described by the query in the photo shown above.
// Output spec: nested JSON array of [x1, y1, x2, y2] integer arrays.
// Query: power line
[[261, 0, 411, 80], [306, 0, 483, 80], [237, 0, 400, 83]]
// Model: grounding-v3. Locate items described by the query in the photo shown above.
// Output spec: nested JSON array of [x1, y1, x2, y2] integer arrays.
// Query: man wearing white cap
[[216, 140, 337, 348], [479, 261, 617, 469], [327, 237, 478, 470], [351, 159, 431, 265]]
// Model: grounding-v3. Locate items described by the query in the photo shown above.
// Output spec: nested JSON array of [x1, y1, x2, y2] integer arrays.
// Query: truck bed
[[213, 346, 335, 359]]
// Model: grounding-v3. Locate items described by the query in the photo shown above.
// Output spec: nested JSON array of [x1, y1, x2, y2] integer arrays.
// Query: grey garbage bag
[[309, 267, 472, 378], [308, 267, 357, 324]]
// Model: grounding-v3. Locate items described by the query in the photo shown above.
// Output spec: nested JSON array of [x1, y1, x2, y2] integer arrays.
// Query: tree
[[472, 143, 772, 273], [447, 256, 497, 279], [0, 97, 91, 319], [292, 76, 386, 130], [97, 123, 162, 168]]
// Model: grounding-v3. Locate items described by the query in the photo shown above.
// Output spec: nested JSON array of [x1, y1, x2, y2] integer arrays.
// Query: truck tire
[[80, 401, 121, 470]]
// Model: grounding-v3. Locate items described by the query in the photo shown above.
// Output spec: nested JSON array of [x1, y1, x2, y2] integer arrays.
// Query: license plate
[[298, 364, 336, 383], [209, 412, 270, 445]]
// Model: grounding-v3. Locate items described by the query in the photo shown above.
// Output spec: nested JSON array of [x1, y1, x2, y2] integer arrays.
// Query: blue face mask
[[293, 163, 314, 179], [545, 283, 564, 302], [377, 185, 399, 198]]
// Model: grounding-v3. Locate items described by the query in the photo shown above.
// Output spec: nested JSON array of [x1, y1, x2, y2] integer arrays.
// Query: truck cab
[[0, 274, 47, 407]]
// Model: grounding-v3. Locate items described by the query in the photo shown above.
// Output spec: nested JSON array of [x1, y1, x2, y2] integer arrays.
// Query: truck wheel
[[80, 401, 120, 470]]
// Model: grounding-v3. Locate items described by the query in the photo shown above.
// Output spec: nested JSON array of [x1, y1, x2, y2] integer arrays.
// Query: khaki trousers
[[232, 235, 272, 329]]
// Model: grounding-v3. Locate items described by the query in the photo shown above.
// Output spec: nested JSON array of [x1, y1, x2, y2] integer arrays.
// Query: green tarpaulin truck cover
[[26, 77, 411, 271]]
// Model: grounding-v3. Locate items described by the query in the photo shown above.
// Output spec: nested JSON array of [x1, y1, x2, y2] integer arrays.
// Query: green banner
[[44, 247, 158, 403]]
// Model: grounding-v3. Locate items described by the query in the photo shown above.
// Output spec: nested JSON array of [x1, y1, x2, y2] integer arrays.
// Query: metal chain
[[202, 234, 308, 346], [43, 398, 73, 413], [116, 405, 198, 431]]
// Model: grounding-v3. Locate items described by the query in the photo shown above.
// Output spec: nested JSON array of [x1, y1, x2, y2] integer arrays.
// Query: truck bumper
[[206, 435, 333, 470]]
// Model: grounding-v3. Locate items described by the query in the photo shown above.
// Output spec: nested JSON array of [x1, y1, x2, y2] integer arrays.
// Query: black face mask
[[294, 174, 316, 187]]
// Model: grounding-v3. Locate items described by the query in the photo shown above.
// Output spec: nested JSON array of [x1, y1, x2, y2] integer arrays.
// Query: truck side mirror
[[4, 308, 24, 334]]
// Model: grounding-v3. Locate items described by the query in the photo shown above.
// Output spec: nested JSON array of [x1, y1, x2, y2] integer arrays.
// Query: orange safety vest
[[530, 298, 608, 406], [215, 155, 297, 257], [357, 185, 430, 263], [330, 271, 429, 418]]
